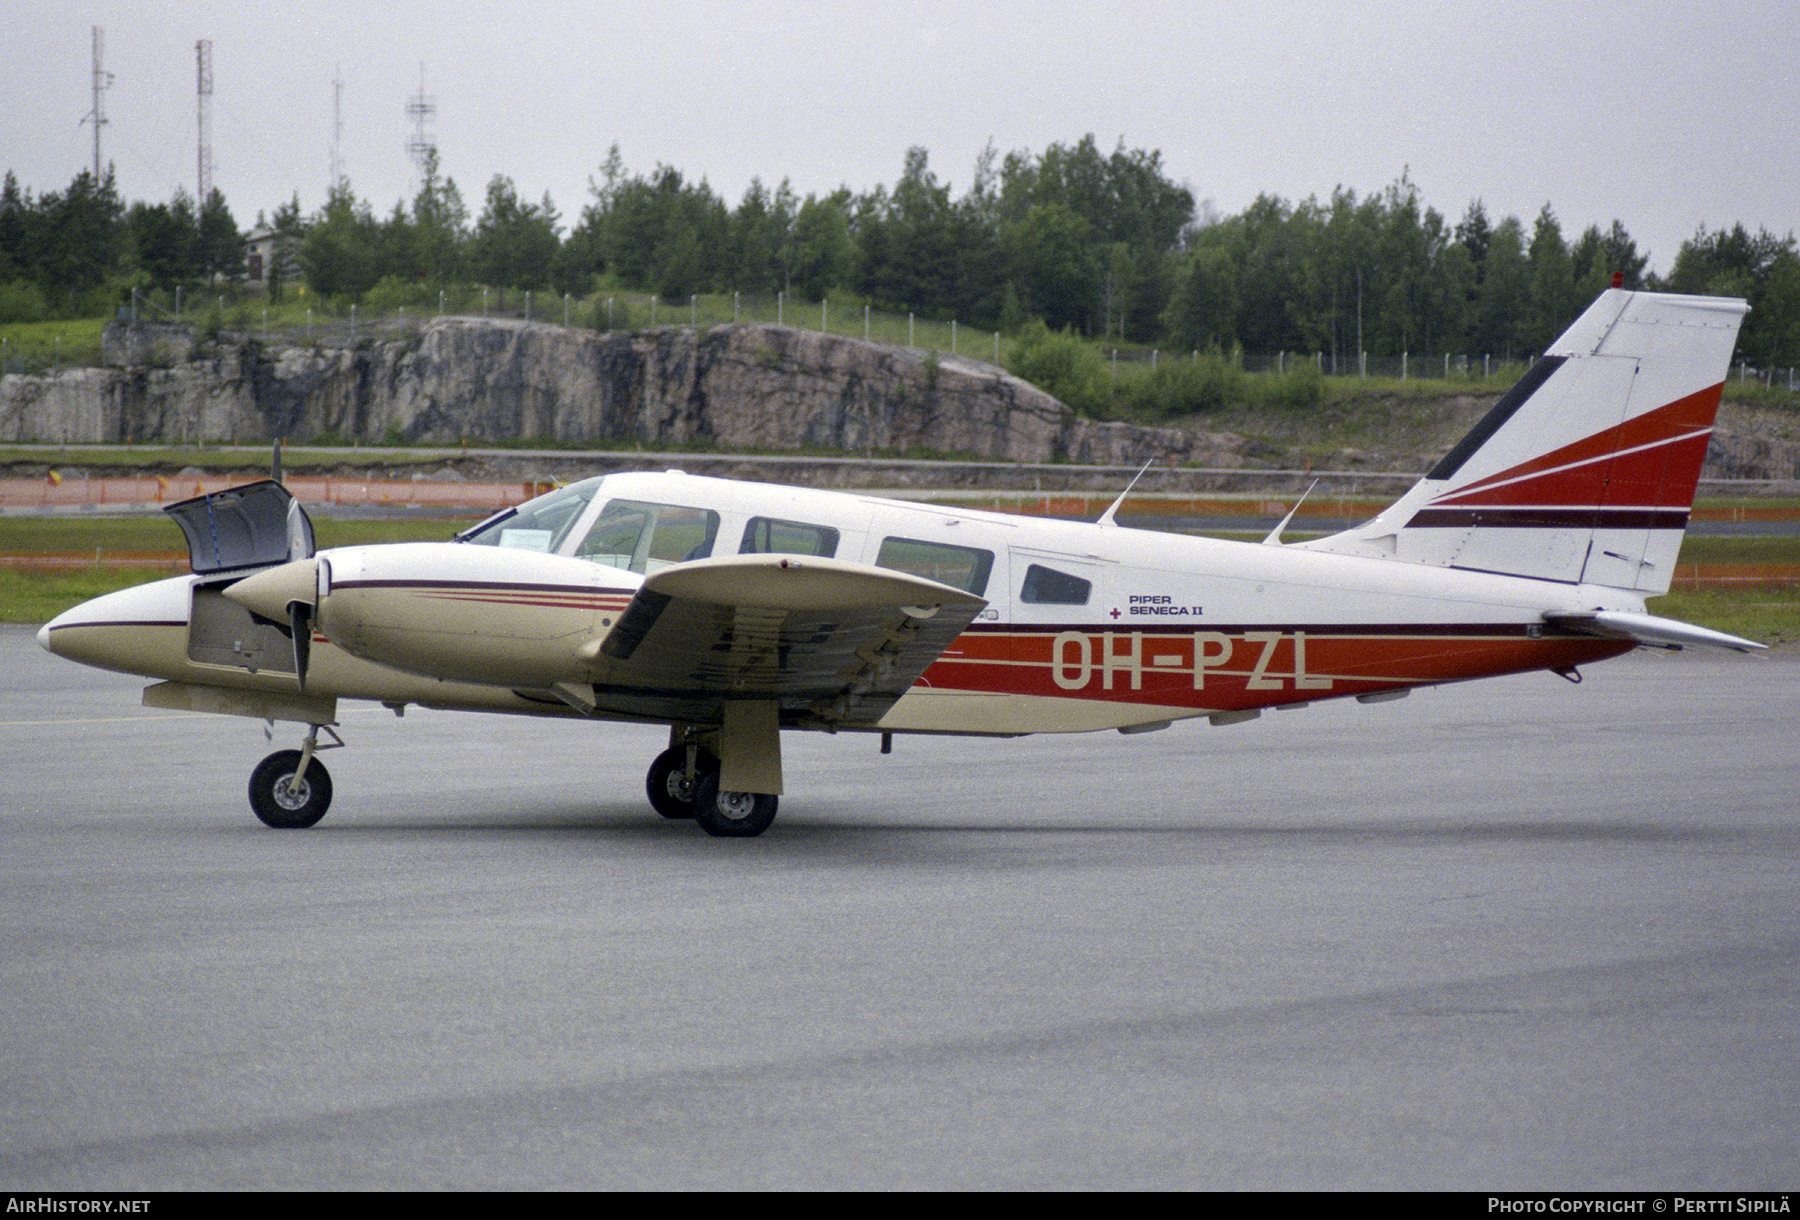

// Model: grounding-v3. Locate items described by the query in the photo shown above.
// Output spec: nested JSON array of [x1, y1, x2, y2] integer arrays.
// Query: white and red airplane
[[38, 288, 1763, 837]]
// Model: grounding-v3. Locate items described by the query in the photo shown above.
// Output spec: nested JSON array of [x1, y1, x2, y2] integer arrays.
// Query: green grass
[[0, 566, 175, 624], [3, 290, 1010, 373], [1658, 536, 1800, 646], [0, 516, 186, 554], [0, 318, 109, 373], [1314, 372, 1522, 402], [1651, 588, 1800, 648], [1672, 535, 1800, 563], [1722, 380, 1800, 408], [588, 289, 1004, 362]]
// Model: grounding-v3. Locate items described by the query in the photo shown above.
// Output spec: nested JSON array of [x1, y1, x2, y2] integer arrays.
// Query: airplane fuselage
[[42, 470, 1640, 738]]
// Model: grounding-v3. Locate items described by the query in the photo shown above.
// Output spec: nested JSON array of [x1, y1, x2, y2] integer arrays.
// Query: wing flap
[[583, 555, 987, 725]]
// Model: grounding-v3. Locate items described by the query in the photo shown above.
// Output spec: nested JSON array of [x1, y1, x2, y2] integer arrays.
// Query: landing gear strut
[[248, 724, 341, 828]]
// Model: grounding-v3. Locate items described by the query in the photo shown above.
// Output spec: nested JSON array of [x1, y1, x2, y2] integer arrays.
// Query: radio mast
[[406, 64, 436, 187], [82, 27, 113, 180], [330, 66, 346, 190], [196, 40, 214, 204]]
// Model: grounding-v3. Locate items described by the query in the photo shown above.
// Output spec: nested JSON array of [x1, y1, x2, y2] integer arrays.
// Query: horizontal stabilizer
[[1546, 609, 1766, 653]]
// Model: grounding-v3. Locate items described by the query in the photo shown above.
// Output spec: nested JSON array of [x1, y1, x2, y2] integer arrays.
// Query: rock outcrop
[[1705, 401, 1800, 481], [4, 319, 1794, 482], [0, 319, 1247, 468]]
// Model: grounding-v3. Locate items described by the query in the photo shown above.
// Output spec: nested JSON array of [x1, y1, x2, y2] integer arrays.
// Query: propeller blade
[[290, 601, 312, 691], [286, 495, 315, 561]]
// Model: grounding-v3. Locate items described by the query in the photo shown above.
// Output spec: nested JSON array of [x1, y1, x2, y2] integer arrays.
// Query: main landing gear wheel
[[690, 769, 779, 838], [249, 749, 333, 829], [646, 746, 715, 819]]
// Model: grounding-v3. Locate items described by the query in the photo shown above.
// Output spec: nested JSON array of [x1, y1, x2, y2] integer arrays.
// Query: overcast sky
[[6, 0, 1797, 276]]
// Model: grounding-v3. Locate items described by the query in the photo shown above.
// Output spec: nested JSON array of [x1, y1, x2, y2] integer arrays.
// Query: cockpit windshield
[[575, 499, 718, 573], [457, 480, 601, 552]]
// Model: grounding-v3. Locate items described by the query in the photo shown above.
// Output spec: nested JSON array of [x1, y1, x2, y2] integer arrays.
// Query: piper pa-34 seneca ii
[[39, 289, 1766, 837]]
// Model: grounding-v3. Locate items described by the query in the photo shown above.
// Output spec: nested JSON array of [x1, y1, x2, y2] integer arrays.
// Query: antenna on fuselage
[[1262, 478, 1320, 546], [1097, 459, 1156, 529]]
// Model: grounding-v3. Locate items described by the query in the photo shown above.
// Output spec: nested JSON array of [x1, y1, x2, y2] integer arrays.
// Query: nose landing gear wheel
[[690, 769, 778, 838], [249, 749, 333, 828]]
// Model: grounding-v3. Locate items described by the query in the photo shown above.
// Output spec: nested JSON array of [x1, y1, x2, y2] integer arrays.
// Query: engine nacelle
[[228, 543, 636, 690]]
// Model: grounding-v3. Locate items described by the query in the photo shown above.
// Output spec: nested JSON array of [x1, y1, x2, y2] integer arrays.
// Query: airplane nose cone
[[35, 622, 52, 652], [224, 557, 319, 620]]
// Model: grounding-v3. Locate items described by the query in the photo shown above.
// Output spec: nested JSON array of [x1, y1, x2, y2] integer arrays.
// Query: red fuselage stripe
[[918, 627, 1629, 711]]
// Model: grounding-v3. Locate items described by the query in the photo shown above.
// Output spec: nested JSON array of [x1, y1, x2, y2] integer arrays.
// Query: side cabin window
[[875, 536, 993, 596], [575, 499, 719, 574], [1020, 563, 1091, 605], [740, 517, 840, 558], [458, 481, 598, 552]]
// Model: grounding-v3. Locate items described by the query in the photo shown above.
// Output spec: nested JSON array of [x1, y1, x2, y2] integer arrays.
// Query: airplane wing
[[573, 554, 988, 726]]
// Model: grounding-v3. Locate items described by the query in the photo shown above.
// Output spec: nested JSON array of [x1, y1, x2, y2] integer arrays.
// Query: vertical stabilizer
[[1298, 290, 1747, 593]]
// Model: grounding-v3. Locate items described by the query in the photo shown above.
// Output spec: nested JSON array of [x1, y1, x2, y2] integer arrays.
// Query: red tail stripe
[[1428, 385, 1721, 509], [1428, 431, 1712, 510]]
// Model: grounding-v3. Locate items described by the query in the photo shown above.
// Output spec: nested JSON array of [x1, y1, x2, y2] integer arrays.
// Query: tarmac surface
[[3, 625, 1797, 1190]]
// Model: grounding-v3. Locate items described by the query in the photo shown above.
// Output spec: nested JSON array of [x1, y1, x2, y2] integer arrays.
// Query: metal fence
[[7, 286, 1798, 392]]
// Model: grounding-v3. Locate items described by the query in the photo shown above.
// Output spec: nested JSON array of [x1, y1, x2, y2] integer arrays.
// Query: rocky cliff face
[[1703, 400, 1800, 481], [3, 319, 1794, 482], [0, 319, 1246, 468]]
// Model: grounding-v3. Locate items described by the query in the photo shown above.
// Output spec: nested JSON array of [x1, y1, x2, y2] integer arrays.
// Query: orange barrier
[[1671, 563, 1800, 587], [1692, 505, 1800, 523], [2, 553, 190, 573], [0, 475, 549, 512]]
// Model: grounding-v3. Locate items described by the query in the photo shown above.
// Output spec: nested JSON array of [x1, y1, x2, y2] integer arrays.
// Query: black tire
[[691, 769, 778, 838], [248, 749, 333, 829], [646, 746, 715, 819]]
